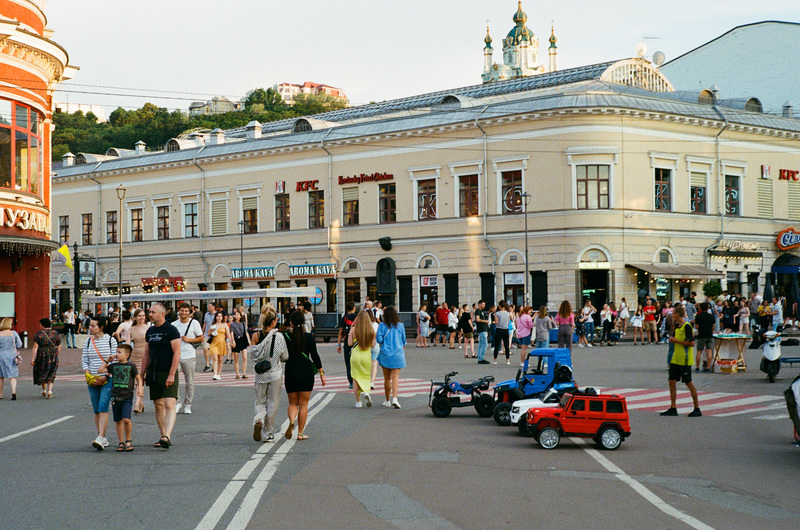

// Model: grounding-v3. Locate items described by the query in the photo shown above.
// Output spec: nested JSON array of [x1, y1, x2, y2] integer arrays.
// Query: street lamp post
[[116, 185, 127, 312], [238, 219, 247, 322], [521, 192, 531, 306]]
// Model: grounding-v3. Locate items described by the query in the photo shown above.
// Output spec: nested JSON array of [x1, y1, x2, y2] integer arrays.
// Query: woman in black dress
[[284, 311, 326, 440], [31, 318, 61, 398]]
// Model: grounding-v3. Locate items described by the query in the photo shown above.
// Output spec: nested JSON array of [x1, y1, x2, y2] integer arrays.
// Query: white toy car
[[509, 387, 568, 436]]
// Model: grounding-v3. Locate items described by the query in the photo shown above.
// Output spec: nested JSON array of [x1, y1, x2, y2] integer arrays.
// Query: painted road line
[[574, 438, 715, 530], [195, 393, 328, 530], [227, 392, 336, 529], [0, 415, 74, 444], [714, 402, 786, 417], [753, 413, 790, 420]]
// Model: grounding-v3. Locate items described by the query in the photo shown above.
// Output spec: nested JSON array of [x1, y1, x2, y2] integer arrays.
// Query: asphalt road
[[2, 339, 799, 529]]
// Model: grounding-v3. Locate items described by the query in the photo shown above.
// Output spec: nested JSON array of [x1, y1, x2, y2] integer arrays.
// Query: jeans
[[557, 325, 573, 352], [66, 325, 76, 348], [534, 339, 549, 349], [87, 378, 113, 414], [477, 332, 488, 361], [493, 329, 510, 359], [585, 321, 595, 343], [178, 358, 195, 406]]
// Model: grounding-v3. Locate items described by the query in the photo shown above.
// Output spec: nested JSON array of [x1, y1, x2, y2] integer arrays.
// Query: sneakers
[[506, 360, 510, 365], [203, 365, 210, 372], [688, 408, 702, 417], [264, 434, 274, 443], [176, 403, 182, 414], [253, 421, 263, 441], [477, 360, 490, 364], [391, 398, 401, 409], [492, 360, 497, 365], [382, 400, 392, 408], [587, 343, 593, 347], [183, 405, 192, 415], [578, 344, 585, 348], [212, 375, 221, 381], [92, 435, 104, 451], [363, 393, 372, 407], [355, 402, 363, 408], [659, 407, 678, 416], [101, 436, 109, 447]]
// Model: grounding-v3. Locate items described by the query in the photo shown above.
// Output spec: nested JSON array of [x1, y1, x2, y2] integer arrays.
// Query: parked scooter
[[760, 327, 782, 383]]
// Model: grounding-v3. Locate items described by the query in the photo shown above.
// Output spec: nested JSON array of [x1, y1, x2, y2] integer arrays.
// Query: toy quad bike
[[429, 371, 495, 418], [492, 348, 576, 426]]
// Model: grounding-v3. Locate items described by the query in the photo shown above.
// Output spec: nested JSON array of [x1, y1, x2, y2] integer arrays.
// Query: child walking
[[99, 343, 143, 452]]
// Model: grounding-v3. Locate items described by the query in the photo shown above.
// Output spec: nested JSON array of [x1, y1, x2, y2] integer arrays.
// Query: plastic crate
[[716, 359, 738, 374]]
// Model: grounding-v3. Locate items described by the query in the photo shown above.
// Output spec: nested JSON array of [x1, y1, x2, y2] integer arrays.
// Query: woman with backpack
[[249, 308, 287, 443]]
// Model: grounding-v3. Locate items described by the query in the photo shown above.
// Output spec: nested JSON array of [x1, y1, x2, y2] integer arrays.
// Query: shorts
[[436, 324, 448, 333], [448, 326, 457, 333], [695, 337, 714, 351], [462, 332, 473, 340], [518, 335, 532, 346], [111, 397, 133, 422], [148, 370, 179, 401], [643, 320, 657, 332], [668, 364, 692, 384], [87, 379, 113, 415]]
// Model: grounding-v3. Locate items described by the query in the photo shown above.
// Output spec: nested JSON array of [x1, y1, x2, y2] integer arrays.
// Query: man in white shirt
[[172, 302, 203, 414], [114, 310, 133, 344], [373, 301, 383, 323], [63, 306, 76, 348]]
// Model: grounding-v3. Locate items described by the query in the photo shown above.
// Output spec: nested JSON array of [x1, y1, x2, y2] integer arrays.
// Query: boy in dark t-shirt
[[100, 344, 142, 452]]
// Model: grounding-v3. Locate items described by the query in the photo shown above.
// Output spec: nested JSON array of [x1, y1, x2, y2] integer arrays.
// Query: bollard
[[22, 330, 28, 348]]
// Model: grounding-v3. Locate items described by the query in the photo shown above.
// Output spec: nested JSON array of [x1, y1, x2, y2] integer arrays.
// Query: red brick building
[[0, 0, 73, 334]]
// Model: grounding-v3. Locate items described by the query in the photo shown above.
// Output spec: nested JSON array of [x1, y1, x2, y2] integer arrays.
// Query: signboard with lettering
[[338, 172, 394, 185], [504, 273, 524, 285], [777, 227, 800, 250], [420, 276, 438, 287], [275, 181, 285, 193], [289, 264, 335, 277], [296, 180, 319, 192], [761, 165, 771, 179], [231, 267, 275, 279], [779, 169, 800, 181], [719, 240, 760, 252], [79, 261, 96, 288], [0, 207, 48, 234]]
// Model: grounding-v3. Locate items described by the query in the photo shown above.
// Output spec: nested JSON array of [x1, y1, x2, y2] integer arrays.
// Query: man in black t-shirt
[[337, 301, 357, 388], [142, 303, 182, 448], [694, 302, 715, 373]]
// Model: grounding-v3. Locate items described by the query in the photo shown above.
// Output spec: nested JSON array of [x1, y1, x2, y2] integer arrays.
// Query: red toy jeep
[[526, 389, 631, 450]]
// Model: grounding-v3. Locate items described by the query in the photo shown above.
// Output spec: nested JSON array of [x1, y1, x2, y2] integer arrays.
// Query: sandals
[[285, 421, 295, 440], [297, 434, 309, 440], [125, 440, 134, 452], [155, 436, 171, 449], [117, 442, 125, 452]]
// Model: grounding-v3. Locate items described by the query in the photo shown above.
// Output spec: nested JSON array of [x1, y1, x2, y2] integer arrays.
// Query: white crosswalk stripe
[[599, 387, 784, 417]]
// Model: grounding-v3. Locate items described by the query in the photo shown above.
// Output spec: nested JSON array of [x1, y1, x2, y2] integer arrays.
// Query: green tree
[[703, 280, 722, 299], [292, 93, 347, 116], [244, 88, 285, 112]]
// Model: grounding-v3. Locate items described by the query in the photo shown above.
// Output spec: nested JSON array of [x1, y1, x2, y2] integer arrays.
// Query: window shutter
[[211, 199, 227, 236], [242, 197, 257, 211], [690, 172, 706, 188], [789, 182, 800, 221], [757, 179, 773, 218], [342, 187, 359, 201]]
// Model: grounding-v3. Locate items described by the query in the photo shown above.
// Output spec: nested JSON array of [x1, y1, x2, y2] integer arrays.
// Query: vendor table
[[712, 334, 749, 371]]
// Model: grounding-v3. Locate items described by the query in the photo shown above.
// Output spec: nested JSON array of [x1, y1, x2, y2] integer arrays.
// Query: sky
[[45, 0, 800, 115]]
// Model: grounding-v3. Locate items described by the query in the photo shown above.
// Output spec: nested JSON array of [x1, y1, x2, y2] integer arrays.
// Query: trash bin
[[22, 331, 28, 348]]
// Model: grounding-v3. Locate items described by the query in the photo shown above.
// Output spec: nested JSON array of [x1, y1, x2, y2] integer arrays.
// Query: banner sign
[[289, 264, 335, 277], [338, 172, 393, 185], [231, 267, 275, 279], [777, 227, 800, 250]]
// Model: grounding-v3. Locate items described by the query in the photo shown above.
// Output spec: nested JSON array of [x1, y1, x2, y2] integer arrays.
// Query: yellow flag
[[54, 244, 73, 269]]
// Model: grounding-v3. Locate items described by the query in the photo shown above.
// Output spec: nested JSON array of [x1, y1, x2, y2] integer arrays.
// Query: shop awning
[[708, 249, 762, 259], [0, 235, 60, 256], [625, 263, 724, 279]]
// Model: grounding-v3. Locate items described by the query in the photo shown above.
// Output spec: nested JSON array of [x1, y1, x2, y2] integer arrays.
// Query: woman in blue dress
[[0, 317, 23, 400], [376, 306, 406, 409]]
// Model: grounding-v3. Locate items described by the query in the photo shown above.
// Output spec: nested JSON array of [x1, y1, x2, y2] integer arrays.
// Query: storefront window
[[0, 100, 42, 195], [654, 168, 671, 211], [418, 179, 436, 220], [459, 175, 479, 217], [655, 277, 672, 301], [502, 170, 523, 214], [725, 175, 740, 216], [345, 278, 361, 305]]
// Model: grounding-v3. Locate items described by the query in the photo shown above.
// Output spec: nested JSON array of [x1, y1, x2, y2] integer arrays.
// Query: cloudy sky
[[46, 0, 800, 113]]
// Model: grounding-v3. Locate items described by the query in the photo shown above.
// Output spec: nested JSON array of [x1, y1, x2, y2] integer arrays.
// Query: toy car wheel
[[537, 427, 560, 449], [493, 402, 512, 426], [431, 396, 452, 418], [517, 420, 534, 437], [597, 427, 622, 450], [475, 395, 495, 418]]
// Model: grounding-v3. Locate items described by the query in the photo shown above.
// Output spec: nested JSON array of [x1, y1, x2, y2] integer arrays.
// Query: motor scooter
[[760, 328, 782, 383]]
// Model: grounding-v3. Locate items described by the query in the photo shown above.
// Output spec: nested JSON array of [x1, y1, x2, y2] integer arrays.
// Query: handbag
[[254, 333, 277, 374], [14, 353, 22, 365], [88, 337, 110, 387]]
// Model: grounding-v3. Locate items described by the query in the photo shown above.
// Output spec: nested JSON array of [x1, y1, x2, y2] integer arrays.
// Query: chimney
[[245, 121, 262, 140], [62, 152, 74, 166], [783, 101, 794, 118], [134, 140, 146, 155], [209, 128, 225, 145]]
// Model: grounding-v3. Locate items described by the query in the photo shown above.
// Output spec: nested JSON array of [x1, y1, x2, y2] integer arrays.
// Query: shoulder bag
[[86, 336, 111, 386], [254, 333, 277, 374]]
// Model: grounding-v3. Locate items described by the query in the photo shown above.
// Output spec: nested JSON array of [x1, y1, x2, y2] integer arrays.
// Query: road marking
[[195, 392, 333, 530], [574, 438, 715, 530], [714, 402, 785, 417], [0, 415, 74, 443], [753, 413, 790, 420], [600, 387, 783, 417]]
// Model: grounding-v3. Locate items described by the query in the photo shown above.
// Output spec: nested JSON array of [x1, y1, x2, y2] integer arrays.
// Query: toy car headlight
[[512, 406, 520, 413]]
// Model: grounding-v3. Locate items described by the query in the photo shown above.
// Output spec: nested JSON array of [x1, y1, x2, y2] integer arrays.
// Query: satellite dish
[[635, 41, 647, 57], [652, 50, 666, 66]]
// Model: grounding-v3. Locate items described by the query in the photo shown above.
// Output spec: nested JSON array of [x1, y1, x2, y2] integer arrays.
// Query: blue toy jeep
[[492, 348, 576, 425]]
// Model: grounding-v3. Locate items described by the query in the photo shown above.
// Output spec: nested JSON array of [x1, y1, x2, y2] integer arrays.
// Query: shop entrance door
[[420, 276, 438, 308], [504, 285, 524, 307], [581, 270, 608, 310]]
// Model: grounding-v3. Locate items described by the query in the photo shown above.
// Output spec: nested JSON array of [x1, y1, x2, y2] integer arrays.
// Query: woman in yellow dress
[[347, 310, 375, 408], [208, 311, 232, 380]]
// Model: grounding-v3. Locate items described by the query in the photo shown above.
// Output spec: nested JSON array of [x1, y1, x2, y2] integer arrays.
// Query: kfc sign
[[778, 169, 800, 181], [296, 180, 319, 192], [777, 227, 800, 250]]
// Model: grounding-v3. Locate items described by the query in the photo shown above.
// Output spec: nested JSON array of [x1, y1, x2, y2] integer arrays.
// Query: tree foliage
[[52, 88, 347, 160], [703, 280, 722, 299]]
